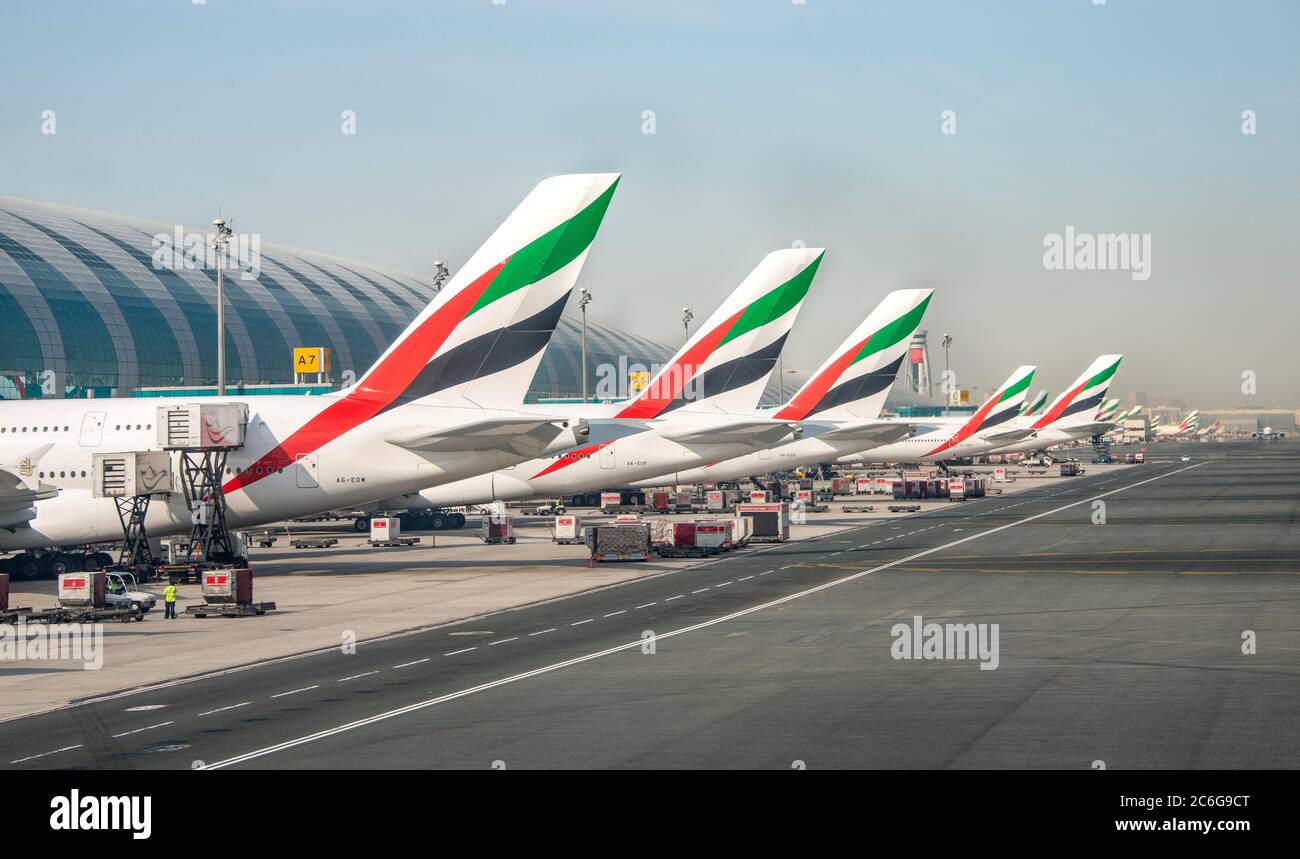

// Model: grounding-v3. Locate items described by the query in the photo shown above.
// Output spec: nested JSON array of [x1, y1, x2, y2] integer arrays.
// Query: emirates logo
[[17, 456, 35, 478]]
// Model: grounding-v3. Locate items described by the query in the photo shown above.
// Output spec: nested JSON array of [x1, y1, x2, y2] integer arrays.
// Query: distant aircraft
[[1251, 424, 1287, 440], [981, 355, 1123, 457], [1155, 410, 1200, 437]]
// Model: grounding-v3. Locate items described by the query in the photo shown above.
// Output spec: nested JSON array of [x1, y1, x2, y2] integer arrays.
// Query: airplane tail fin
[[1029, 354, 1123, 429], [349, 173, 620, 410], [1179, 410, 1201, 431], [1096, 398, 1121, 422], [771, 289, 933, 421], [615, 247, 823, 418], [1020, 388, 1049, 416], [922, 364, 1035, 457]]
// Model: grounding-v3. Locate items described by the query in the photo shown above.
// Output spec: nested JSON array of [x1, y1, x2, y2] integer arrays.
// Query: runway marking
[[603, 611, 626, 617], [691, 588, 711, 594], [716, 581, 733, 587], [271, 686, 318, 699], [666, 594, 684, 600], [10, 745, 81, 764], [635, 602, 657, 609], [203, 463, 1205, 770], [444, 647, 476, 656], [337, 672, 379, 682], [112, 721, 173, 738], [571, 619, 594, 626], [487, 638, 517, 647], [528, 628, 557, 636], [393, 658, 432, 667], [738, 576, 753, 581], [198, 702, 252, 715]]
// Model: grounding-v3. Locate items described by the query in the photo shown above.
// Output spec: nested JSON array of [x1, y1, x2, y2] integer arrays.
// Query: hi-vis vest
[[163, 585, 178, 603]]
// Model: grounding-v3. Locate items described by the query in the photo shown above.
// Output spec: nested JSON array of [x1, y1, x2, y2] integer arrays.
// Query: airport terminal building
[[0, 196, 678, 403]]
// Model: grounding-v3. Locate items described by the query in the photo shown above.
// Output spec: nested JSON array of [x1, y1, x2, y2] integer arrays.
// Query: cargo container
[[201, 568, 254, 605], [587, 523, 652, 562], [749, 490, 772, 503], [482, 514, 516, 544], [600, 492, 623, 512], [735, 502, 790, 542], [369, 516, 401, 543], [994, 467, 1008, 482], [1059, 462, 1079, 476], [553, 514, 583, 544], [948, 478, 966, 501], [694, 522, 730, 551], [58, 571, 107, 608]]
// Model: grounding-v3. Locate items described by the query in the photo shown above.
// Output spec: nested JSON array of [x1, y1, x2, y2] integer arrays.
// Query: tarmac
[[2, 442, 1296, 769]]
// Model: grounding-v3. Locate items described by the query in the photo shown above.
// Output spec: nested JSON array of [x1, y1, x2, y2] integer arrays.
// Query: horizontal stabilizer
[[1061, 421, 1115, 438], [385, 416, 577, 458], [657, 419, 801, 446], [817, 421, 914, 446], [980, 428, 1038, 444]]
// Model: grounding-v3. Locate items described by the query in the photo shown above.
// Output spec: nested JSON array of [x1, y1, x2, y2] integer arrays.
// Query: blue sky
[[3, 0, 1297, 405]]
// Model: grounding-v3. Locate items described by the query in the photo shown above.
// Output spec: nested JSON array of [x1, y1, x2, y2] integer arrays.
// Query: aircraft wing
[[657, 419, 801, 446], [816, 421, 914, 446], [386, 416, 576, 458]]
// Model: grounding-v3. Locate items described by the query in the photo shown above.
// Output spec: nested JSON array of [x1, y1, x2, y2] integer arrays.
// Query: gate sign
[[293, 347, 331, 375]]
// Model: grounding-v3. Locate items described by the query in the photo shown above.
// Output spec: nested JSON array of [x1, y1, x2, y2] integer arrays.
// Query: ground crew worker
[[163, 582, 178, 619], [107, 577, 124, 596]]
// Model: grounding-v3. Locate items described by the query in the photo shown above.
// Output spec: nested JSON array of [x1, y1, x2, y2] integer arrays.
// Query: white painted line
[[10, 744, 81, 764], [634, 603, 657, 609], [444, 647, 477, 656], [112, 721, 173, 739], [487, 638, 517, 647], [271, 686, 319, 699], [665, 594, 684, 600], [528, 628, 556, 636], [337, 671, 379, 683], [717, 581, 733, 587], [203, 462, 1203, 770], [603, 611, 626, 617], [393, 658, 431, 668], [198, 701, 252, 716], [759, 571, 772, 576], [738, 576, 753, 581], [691, 588, 711, 594], [571, 619, 594, 626]]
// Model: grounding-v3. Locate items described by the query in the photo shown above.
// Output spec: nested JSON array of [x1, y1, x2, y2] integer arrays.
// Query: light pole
[[212, 218, 233, 396], [431, 259, 450, 294], [941, 333, 953, 404], [681, 306, 694, 345], [579, 286, 592, 402]]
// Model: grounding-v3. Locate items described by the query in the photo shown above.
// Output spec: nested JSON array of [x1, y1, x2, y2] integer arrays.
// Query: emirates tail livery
[[628, 288, 933, 487], [402, 247, 824, 508], [982, 354, 1124, 456], [0, 173, 619, 552], [1020, 389, 1049, 417], [834, 364, 1039, 465]]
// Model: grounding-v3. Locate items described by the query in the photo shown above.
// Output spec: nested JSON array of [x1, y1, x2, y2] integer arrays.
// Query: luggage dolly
[[841, 505, 875, 513], [185, 601, 277, 618], [290, 537, 339, 549], [887, 504, 922, 513]]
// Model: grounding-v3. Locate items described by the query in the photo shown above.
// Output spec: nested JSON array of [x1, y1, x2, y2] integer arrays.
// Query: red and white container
[[58, 571, 106, 608]]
